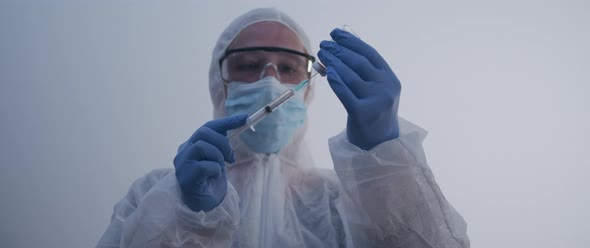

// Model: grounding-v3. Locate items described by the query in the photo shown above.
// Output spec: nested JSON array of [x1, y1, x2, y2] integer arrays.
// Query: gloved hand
[[318, 28, 401, 150], [173, 114, 248, 212]]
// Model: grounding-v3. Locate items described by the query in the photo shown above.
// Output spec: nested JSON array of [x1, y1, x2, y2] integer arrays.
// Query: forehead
[[228, 21, 306, 53]]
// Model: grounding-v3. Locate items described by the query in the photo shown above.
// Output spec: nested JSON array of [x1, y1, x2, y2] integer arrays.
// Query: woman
[[97, 8, 469, 248]]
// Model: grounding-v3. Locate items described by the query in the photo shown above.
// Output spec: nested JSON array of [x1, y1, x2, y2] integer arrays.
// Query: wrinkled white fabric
[[97, 7, 469, 248], [97, 170, 240, 247]]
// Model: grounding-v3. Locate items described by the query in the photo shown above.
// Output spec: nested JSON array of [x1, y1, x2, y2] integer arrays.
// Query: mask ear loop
[[259, 63, 281, 81]]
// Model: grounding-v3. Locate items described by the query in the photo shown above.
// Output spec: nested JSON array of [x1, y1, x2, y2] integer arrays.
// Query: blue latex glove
[[173, 114, 248, 212], [318, 28, 401, 150]]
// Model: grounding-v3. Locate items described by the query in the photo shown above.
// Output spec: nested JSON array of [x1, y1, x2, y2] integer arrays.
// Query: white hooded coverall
[[97, 8, 470, 248]]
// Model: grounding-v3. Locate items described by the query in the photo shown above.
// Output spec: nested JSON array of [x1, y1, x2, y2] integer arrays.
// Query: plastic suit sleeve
[[96, 169, 240, 248], [329, 118, 470, 248]]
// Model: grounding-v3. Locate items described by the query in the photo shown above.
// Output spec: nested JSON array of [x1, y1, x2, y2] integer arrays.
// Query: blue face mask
[[225, 77, 307, 154]]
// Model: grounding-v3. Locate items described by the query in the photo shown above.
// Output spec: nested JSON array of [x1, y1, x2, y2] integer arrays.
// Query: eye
[[279, 65, 296, 74], [235, 60, 263, 72], [278, 59, 303, 74]]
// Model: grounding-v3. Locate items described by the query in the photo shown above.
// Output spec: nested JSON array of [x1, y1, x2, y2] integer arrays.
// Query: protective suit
[[97, 8, 469, 248]]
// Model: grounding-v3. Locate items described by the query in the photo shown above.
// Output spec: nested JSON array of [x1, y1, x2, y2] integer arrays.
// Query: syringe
[[228, 66, 325, 140], [227, 25, 357, 140]]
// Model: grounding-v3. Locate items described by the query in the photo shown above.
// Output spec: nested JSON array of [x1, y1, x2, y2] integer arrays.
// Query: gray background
[[1, 0, 588, 247]]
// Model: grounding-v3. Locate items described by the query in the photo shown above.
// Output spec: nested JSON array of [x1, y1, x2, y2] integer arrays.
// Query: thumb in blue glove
[[318, 28, 401, 150], [173, 114, 248, 212]]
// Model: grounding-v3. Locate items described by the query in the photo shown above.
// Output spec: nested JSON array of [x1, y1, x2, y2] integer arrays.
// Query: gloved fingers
[[182, 114, 246, 162], [177, 140, 190, 153], [191, 126, 235, 163], [179, 140, 225, 166], [175, 160, 222, 188], [204, 114, 248, 135], [194, 160, 223, 178], [320, 40, 376, 81], [187, 114, 247, 143], [318, 49, 366, 95], [330, 28, 388, 70], [325, 67, 357, 112]]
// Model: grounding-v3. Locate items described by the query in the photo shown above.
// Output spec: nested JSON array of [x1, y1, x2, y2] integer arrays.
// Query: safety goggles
[[219, 46, 315, 84]]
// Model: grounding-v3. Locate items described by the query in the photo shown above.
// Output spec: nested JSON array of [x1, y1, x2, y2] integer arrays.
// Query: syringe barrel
[[228, 88, 295, 139], [245, 107, 269, 128], [267, 89, 295, 112], [228, 107, 269, 139]]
